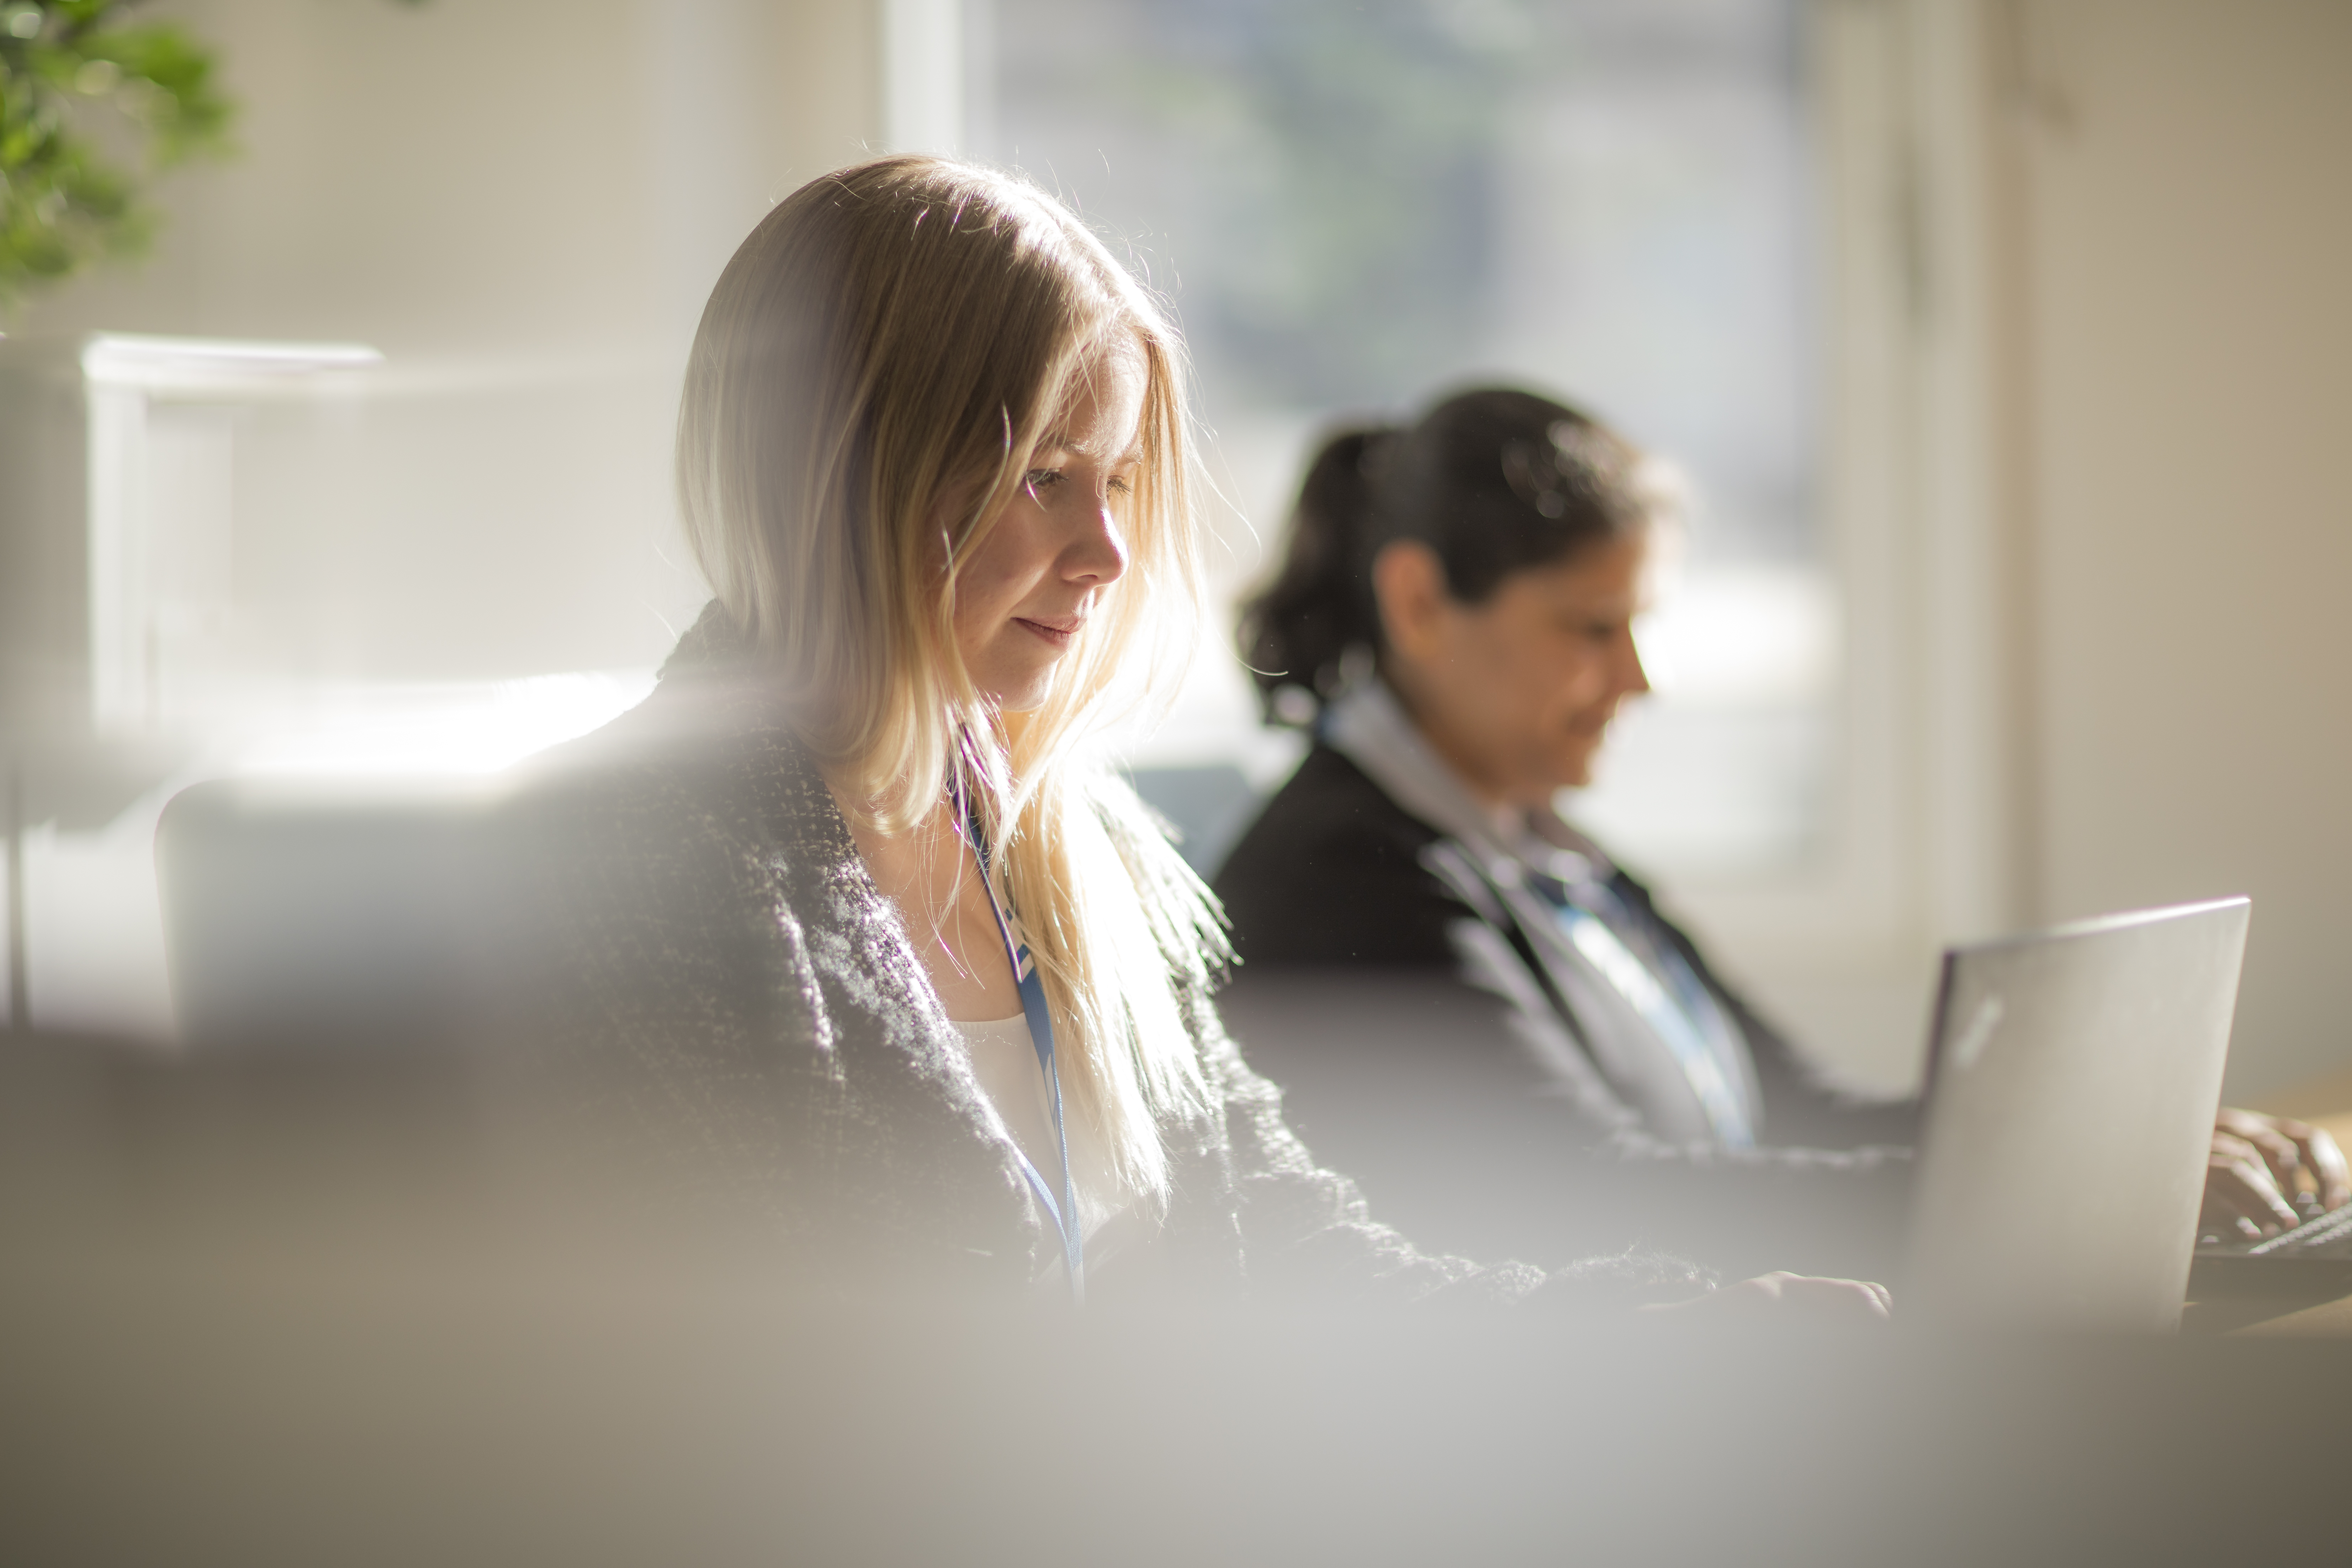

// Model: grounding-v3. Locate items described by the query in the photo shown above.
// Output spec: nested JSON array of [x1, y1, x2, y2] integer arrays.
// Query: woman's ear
[[1372, 540, 1450, 663]]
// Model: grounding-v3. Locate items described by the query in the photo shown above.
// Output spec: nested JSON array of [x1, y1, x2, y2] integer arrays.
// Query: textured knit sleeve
[[499, 717, 1041, 1294], [1177, 981, 1715, 1312], [504, 748, 846, 1232]]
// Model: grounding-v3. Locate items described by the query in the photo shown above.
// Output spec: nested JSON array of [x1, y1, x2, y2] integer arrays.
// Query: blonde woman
[[516, 155, 1887, 1314]]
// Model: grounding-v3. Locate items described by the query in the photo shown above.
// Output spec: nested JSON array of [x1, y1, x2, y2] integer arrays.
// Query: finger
[[2237, 1123, 2308, 1193], [2207, 1153, 2301, 1233], [2217, 1110, 2352, 1209], [2210, 1132, 2301, 1207], [2206, 1135, 2275, 1230], [2274, 1118, 2352, 1209], [2207, 1151, 2283, 1225], [2231, 1152, 2300, 1228], [2214, 1106, 2263, 1139], [2200, 1176, 2265, 1238], [2199, 1204, 2264, 1242], [1843, 1280, 1892, 1321], [2210, 1130, 2262, 1167], [2313, 1131, 2350, 1210]]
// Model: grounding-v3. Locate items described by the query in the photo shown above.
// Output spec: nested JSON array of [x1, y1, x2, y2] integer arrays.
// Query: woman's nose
[[1064, 491, 1130, 586], [1620, 627, 1652, 696]]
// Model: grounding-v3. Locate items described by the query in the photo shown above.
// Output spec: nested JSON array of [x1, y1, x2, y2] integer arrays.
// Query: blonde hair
[[675, 156, 1223, 1204]]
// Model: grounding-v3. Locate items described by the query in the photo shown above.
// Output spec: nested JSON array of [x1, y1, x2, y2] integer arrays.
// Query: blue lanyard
[[951, 774, 1086, 1303], [1537, 875, 1755, 1149]]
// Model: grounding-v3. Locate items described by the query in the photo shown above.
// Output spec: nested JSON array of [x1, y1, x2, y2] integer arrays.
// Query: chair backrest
[[1126, 763, 1262, 877], [154, 777, 520, 1050]]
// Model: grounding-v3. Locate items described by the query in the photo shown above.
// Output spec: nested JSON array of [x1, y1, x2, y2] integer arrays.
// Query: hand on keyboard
[[2201, 1108, 2350, 1239]]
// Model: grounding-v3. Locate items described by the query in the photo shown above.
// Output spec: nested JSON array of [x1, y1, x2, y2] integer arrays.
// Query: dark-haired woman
[[1213, 387, 2345, 1281]]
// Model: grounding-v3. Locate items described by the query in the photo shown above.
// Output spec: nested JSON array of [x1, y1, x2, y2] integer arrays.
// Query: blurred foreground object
[[0, 1023, 2346, 1567], [0, 0, 233, 308]]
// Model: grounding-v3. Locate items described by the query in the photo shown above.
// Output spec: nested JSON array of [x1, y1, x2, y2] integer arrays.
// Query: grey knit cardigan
[[507, 607, 1681, 1307]]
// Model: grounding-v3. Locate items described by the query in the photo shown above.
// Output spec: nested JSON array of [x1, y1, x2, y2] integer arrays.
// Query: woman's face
[[951, 348, 1143, 711], [1374, 529, 1654, 808]]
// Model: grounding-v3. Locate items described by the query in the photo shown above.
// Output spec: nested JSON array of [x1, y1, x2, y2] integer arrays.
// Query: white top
[[950, 1015, 1129, 1247]]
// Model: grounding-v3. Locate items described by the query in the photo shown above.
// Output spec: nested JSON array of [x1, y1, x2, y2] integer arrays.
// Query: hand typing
[[2203, 1107, 2351, 1239]]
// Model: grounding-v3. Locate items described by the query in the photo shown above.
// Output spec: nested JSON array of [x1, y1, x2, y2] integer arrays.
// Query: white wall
[[18, 0, 888, 681], [2008, 0, 2352, 1099]]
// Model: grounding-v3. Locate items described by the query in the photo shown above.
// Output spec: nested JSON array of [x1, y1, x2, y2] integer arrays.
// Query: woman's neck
[[827, 779, 1026, 1023], [1376, 667, 1517, 816]]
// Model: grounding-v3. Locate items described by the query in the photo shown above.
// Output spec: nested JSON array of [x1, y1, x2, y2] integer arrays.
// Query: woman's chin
[[1544, 750, 1604, 795], [973, 670, 1058, 714]]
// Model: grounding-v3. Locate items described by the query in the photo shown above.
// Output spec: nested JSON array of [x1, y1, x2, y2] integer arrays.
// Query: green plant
[[0, 0, 234, 311]]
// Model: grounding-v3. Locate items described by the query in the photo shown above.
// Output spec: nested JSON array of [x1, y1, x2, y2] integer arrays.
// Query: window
[[974, 0, 1834, 876]]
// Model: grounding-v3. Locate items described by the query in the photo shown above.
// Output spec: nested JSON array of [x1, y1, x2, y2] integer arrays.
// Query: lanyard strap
[[1537, 876, 1755, 1149], [951, 773, 1086, 1303]]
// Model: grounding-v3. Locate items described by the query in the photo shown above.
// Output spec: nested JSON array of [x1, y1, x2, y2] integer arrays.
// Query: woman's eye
[[1106, 473, 1134, 495], [1024, 469, 1065, 493]]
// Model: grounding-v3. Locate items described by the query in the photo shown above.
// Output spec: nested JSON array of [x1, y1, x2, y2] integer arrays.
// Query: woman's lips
[[1014, 615, 1084, 649]]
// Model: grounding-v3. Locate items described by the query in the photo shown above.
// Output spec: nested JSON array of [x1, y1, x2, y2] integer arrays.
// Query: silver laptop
[[1904, 897, 2250, 1333]]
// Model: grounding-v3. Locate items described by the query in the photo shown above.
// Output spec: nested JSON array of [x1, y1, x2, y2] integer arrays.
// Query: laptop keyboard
[[2203, 1202, 2352, 1258]]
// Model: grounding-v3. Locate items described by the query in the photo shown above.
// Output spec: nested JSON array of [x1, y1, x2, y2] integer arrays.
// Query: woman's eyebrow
[[1032, 430, 1143, 464]]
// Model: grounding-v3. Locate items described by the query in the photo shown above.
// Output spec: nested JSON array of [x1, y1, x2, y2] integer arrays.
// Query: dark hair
[[1238, 386, 1664, 723]]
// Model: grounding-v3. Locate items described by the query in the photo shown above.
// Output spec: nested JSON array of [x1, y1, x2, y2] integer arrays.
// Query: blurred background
[[2, 0, 2347, 1107]]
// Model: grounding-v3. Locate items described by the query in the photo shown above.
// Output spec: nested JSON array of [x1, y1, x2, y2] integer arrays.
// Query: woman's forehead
[[1039, 338, 1148, 459]]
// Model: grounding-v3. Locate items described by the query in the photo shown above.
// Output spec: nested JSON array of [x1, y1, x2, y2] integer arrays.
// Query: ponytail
[[1236, 426, 1393, 722]]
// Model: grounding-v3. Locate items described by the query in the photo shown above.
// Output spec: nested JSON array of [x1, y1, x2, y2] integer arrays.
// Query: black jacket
[[1213, 743, 1917, 1281]]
